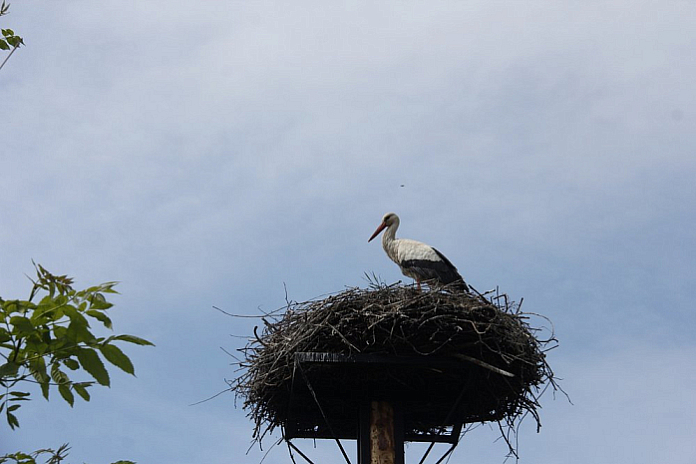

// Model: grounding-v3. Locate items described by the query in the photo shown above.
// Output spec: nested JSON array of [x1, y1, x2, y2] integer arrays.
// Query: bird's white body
[[369, 212, 468, 291], [382, 236, 442, 280]]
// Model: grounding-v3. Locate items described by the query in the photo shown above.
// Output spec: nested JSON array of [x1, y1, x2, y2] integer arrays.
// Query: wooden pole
[[370, 401, 395, 464], [358, 401, 404, 464]]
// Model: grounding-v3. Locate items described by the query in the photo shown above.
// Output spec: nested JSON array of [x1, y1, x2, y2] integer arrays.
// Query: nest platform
[[232, 283, 554, 444]]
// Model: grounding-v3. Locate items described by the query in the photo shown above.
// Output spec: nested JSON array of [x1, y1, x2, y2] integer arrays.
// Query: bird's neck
[[381, 224, 399, 262]]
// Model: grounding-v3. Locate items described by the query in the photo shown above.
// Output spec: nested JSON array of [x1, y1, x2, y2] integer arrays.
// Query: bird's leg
[[416, 279, 422, 292]]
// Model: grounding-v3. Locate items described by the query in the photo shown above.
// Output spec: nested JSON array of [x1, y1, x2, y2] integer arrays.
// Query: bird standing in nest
[[368, 212, 469, 292]]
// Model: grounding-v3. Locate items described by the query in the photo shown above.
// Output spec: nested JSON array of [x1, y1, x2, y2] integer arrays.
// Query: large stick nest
[[230, 282, 558, 446]]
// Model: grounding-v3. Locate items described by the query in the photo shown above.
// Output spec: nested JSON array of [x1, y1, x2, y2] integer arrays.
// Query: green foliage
[[0, 2, 23, 51], [0, 443, 70, 464], [0, 443, 135, 464], [0, 27, 22, 49], [0, 264, 154, 430]]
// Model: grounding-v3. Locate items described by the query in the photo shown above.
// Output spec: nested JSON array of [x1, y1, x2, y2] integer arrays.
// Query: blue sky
[[2, 1, 695, 462]]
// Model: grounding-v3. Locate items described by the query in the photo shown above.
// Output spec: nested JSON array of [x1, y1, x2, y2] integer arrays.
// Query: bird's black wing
[[402, 247, 468, 290]]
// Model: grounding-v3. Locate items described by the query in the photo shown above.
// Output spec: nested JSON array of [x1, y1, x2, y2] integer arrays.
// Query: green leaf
[[0, 362, 20, 378], [63, 305, 88, 326], [58, 383, 74, 407], [8, 392, 31, 407], [111, 335, 154, 346], [63, 305, 95, 343], [76, 348, 110, 386], [52, 294, 69, 307], [86, 309, 112, 329], [62, 358, 79, 370], [99, 344, 134, 375], [6, 411, 20, 429], [40, 382, 49, 400], [28, 357, 48, 382], [0, 40, 9, 51], [38, 294, 54, 305], [0, 328, 11, 343], [50, 364, 70, 385], [73, 382, 91, 401], [28, 358, 50, 400], [23, 337, 49, 359], [66, 319, 95, 343], [33, 297, 62, 323], [88, 292, 113, 310], [53, 325, 67, 339], [2, 299, 20, 314], [7, 36, 22, 47], [9, 316, 34, 335]]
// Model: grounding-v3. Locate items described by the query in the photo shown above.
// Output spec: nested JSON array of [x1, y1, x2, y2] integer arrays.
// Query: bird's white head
[[368, 212, 400, 242]]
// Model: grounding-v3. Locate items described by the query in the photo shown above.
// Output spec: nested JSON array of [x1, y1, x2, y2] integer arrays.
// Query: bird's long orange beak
[[368, 221, 387, 242]]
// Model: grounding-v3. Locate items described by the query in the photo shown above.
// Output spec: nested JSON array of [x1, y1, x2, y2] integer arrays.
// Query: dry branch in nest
[[229, 281, 558, 451]]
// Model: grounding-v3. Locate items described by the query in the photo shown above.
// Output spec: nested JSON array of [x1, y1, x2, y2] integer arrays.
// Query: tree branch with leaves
[[0, 1, 24, 71], [0, 264, 153, 430]]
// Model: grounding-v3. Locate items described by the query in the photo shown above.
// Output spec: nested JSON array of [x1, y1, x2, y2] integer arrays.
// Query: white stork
[[368, 212, 469, 292]]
